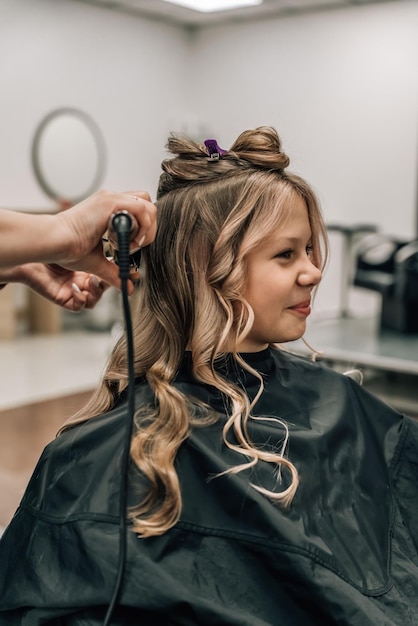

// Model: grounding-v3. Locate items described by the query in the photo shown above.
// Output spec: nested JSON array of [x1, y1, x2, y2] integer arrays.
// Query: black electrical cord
[[103, 212, 137, 626]]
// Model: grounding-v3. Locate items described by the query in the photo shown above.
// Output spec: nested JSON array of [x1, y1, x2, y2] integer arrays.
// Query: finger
[[72, 276, 110, 310], [90, 257, 120, 289], [129, 236, 145, 254], [134, 206, 157, 248], [71, 283, 87, 312], [125, 190, 152, 203], [114, 193, 157, 248], [89, 275, 109, 296], [84, 289, 103, 310], [84, 276, 110, 308]]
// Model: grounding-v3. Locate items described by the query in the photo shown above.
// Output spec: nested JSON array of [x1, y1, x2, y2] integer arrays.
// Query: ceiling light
[[163, 0, 263, 13]]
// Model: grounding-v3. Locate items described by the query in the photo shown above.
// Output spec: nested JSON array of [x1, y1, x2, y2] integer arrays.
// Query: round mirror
[[32, 108, 106, 204]]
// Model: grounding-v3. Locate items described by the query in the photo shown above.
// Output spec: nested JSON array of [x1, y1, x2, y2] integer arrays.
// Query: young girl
[[1, 127, 417, 625]]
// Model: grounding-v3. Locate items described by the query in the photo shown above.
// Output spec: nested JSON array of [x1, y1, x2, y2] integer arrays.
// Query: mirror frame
[[31, 107, 107, 204]]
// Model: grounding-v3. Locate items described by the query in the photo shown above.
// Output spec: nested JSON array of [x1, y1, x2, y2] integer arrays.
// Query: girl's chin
[[277, 327, 307, 344], [238, 321, 308, 350]]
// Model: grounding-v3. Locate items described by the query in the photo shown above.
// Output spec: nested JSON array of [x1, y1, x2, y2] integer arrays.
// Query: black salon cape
[[1, 347, 418, 625]]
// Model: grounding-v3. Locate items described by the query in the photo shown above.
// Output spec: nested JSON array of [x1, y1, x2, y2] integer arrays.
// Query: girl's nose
[[298, 260, 322, 287]]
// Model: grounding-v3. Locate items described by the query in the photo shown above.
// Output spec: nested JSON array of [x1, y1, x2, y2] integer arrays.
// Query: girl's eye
[[277, 249, 293, 260], [276, 245, 313, 260]]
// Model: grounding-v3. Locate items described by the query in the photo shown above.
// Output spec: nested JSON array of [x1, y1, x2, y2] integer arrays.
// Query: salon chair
[[354, 234, 418, 333], [326, 223, 378, 317]]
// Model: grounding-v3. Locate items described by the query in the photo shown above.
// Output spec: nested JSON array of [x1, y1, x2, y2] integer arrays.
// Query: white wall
[[0, 0, 417, 316], [0, 0, 192, 210], [190, 1, 418, 315], [1, 0, 417, 238], [193, 1, 418, 240]]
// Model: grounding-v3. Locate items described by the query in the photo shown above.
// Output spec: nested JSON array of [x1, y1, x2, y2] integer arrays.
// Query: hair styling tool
[[102, 210, 138, 625], [107, 210, 141, 281], [107, 210, 139, 250], [204, 138, 227, 160]]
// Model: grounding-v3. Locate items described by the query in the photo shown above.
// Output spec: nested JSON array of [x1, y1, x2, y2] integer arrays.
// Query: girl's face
[[237, 195, 322, 352]]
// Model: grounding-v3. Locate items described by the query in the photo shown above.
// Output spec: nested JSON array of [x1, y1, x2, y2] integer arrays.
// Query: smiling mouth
[[288, 301, 311, 316]]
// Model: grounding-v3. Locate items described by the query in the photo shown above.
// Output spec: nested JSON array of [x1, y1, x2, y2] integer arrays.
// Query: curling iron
[[107, 210, 141, 281], [108, 210, 139, 251], [103, 210, 139, 625]]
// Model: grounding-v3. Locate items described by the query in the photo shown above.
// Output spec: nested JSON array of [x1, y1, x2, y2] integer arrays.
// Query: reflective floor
[[0, 330, 115, 411], [0, 330, 115, 532], [0, 389, 93, 531]]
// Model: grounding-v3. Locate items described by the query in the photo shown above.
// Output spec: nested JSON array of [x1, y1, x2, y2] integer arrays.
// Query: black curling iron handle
[[108, 210, 139, 250]]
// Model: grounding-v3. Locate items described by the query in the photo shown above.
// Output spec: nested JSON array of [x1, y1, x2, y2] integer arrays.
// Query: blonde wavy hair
[[61, 126, 328, 537]]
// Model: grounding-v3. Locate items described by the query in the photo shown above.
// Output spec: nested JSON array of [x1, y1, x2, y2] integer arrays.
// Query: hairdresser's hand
[[4, 263, 109, 311], [54, 190, 157, 292]]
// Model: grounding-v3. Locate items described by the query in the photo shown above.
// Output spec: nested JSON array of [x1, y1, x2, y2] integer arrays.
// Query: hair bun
[[157, 126, 290, 199], [230, 126, 290, 170]]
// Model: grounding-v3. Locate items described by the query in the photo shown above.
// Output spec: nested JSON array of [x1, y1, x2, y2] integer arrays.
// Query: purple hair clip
[[204, 138, 227, 161]]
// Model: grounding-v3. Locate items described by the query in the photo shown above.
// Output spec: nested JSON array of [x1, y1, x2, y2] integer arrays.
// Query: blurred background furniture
[[354, 235, 418, 333], [289, 315, 418, 415], [326, 223, 378, 318]]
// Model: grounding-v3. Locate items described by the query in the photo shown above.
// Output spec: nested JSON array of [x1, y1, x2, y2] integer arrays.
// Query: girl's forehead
[[256, 195, 309, 232], [259, 205, 311, 240]]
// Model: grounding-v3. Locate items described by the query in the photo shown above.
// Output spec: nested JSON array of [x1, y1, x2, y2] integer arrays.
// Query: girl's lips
[[288, 301, 311, 316]]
